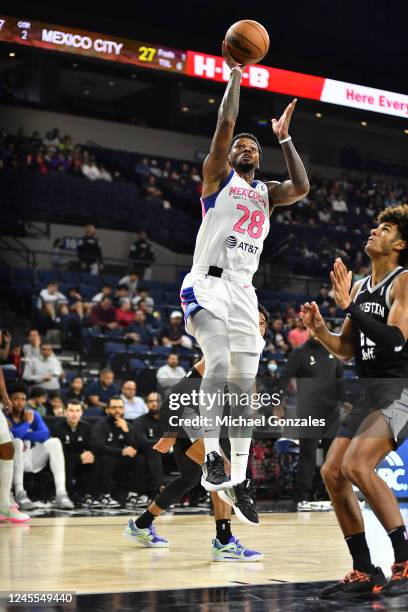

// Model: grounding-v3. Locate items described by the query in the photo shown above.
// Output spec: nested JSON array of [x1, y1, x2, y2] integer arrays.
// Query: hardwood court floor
[[0, 509, 403, 595]]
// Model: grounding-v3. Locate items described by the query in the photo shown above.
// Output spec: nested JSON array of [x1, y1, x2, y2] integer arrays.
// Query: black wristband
[[345, 301, 405, 352]]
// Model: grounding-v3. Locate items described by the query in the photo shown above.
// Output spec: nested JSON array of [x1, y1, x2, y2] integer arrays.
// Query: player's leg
[[341, 411, 408, 597], [295, 438, 320, 509], [320, 437, 386, 599], [190, 309, 231, 489], [124, 441, 201, 548], [33, 439, 74, 509], [0, 411, 30, 523], [12, 438, 37, 510]]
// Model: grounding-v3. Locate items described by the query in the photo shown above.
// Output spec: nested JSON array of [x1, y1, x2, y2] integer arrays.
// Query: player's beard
[[235, 160, 256, 174]]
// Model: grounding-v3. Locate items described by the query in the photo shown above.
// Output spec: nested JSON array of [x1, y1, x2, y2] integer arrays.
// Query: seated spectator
[[7, 344, 24, 377], [132, 287, 154, 313], [38, 281, 68, 321], [112, 284, 131, 308], [158, 311, 192, 349], [61, 376, 85, 405], [270, 319, 290, 354], [23, 329, 41, 361], [53, 399, 98, 505], [137, 300, 159, 328], [90, 297, 118, 332], [98, 164, 112, 181], [66, 287, 85, 320], [28, 387, 48, 417], [315, 284, 335, 309], [121, 380, 148, 420], [125, 309, 157, 346], [91, 396, 147, 507], [23, 343, 64, 391], [81, 157, 101, 181], [132, 391, 165, 496], [85, 368, 118, 410], [156, 353, 186, 397], [7, 385, 74, 510], [119, 271, 140, 298], [116, 298, 135, 329], [49, 394, 65, 417], [77, 225, 103, 275], [91, 284, 113, 304], [288, 319, 309, 349], [128, 230, 155, 279]]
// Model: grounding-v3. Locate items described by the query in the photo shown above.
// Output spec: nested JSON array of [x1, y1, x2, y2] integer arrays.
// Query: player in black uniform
[[123, 305, 269, 559], [301, 204, 408, 599]]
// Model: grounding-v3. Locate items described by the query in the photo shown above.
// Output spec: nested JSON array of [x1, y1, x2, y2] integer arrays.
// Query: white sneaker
[[100, 494, 120, 508], [15, 490, 38, 511], [0, 502, 31, 523], [55, 494, 74, 510], [135, 495, 149, 507]]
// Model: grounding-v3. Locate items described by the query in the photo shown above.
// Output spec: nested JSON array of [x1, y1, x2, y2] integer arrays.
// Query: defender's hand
[[300, 301, 325, 332], [330, 258, 352, 309]]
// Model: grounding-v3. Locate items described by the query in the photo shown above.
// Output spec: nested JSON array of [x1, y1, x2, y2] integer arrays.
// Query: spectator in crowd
[[61, 376, 85, 405], [53, 399, 99, 505], [49, 394, 65, 417], [132, 391, 165, 496], [66, 287, 85, 320], [119, 271, 140, 298], [27, 387, 48, 417], [86, 368, 118, 410], [112, 284, 131, 308], [7, 385, 74, 510], [156, 353, 186, 397], [158, 311, 192, 349], [77, 225, 103, 274], [23, 343, 64, 391], [288, 319, 309, 349], [0, 329, 11, 363], [89, 297, 118, 332], [23, 329, 41, 361], [81, 156, 101, 181], [98, 164, 112, 181], [38, 282, 69, 321], [137, 300, 159, 328], [315, 284, 335, 309], [91, 284, 113, 305], [91, 396, 147, 507], [270, 319, 290, 354], [6, 344, 24, 377], [125, 309, 157, 346], [132, 287, 155, 313], [128, 230, 155, 279], [115, 298, 135, 329], [120, 380, 148, 420]]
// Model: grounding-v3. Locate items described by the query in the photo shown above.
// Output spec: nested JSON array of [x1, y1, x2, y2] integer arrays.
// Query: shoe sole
[[320, 585, 386, 600], [122, 531, 169, 548], [201, 476, 231, 492], [217, 490, 259, 527], [0, 516, 31, 523], [212, 552, 264, 562], [382, 584, 408, 598]]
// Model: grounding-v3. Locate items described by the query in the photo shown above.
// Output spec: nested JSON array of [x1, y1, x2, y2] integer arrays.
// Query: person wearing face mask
[[278, 329, 347, 511]]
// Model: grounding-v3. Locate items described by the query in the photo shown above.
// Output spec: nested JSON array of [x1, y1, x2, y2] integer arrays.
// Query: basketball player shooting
[[301, 204, 408, 599], [180, 41, 309, 524]]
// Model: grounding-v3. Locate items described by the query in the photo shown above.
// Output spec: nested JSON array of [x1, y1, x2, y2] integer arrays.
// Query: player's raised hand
[[330, 257, 352, 309], [300, 301, 324, 332], [271, 98, 297, 141], [222, 40, 245, 72]]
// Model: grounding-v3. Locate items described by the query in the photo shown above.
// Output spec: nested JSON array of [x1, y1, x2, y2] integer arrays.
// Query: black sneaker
[[382, 560, 408, 597], [201, 452, 230, 491], [217, 479, 259, 526], [320, 567, 386, 600]]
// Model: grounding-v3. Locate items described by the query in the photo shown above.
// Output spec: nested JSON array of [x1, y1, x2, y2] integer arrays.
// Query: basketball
[[225, 20, 270, 65]]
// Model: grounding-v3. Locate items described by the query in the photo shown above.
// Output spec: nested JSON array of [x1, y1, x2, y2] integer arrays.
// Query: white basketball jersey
[[193, 169, 270, 276]]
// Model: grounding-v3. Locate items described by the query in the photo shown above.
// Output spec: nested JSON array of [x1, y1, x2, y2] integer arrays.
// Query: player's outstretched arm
[[266, 99, 310, 212], [202, 42, 245, 197], [332, 258, 408, 351], [300, 301, 355, 361]]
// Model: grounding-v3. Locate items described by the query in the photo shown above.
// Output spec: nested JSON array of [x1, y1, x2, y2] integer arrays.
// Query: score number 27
[[138, 46, 157, 62]]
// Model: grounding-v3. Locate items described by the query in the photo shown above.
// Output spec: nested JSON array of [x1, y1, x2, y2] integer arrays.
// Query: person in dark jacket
[[53, 399, 99, 505], [132, 391, 165, 495], [279, 330, 348, 509], [128, 230, 155, 279], [91, 396, 147, 507], [77, 225, 103, 274]]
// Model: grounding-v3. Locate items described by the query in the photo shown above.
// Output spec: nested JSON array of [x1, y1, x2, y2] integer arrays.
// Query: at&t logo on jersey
[[225, 236, 259, 254]]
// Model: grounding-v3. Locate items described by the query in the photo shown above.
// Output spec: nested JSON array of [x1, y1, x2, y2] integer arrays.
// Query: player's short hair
[[377, 204, 408, 266], [9, 383, 28, 397], [29, 387, 47, 399], [107, 395, 123, 408], [230, 133, 262, 161], [258, 303, 270, 327], [66, 398, 83, 408]]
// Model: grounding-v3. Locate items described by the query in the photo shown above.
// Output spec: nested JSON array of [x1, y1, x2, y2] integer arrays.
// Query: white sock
[[44, 438, 67, 496], [203, 438, 221, 458], [0, 458, 13, 507], [12, 439, 25, 495], [230, 437, 251, 485]]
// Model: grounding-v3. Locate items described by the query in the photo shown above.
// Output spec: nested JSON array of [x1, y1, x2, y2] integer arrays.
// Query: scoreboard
[[0, 16, 186, 72]]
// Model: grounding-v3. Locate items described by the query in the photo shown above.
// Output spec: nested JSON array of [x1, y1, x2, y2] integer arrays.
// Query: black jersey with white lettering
[[351, 266, 408, 378]]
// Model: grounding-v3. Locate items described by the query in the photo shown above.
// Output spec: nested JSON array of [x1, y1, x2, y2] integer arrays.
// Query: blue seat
[[127, 344, 150, 355], [60, 271, 80, 284], [129, 358, 146, 373], [37, 269, 57, 284], [80, 273, 101, 286], [105, 342, 126, 357], [14, 268, 35, 281], [152, 346, 172, 356]]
